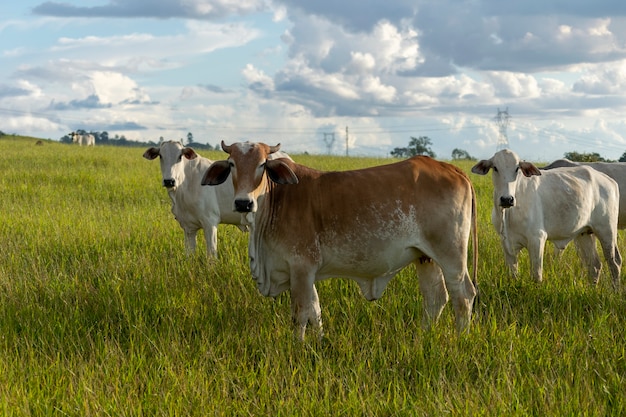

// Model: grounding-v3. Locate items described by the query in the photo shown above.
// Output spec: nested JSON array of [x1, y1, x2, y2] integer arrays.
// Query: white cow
[[70, 132, 95, 146], [543, 159, 626, 229], [472, 149, 622, 289], [144, 140, 291, 258]]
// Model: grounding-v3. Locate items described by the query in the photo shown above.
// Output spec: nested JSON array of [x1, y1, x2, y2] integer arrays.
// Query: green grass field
[[0, 136, 625, 416]]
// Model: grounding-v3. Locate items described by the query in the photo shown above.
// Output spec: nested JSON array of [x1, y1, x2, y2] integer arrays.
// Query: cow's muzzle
[[234, 198, 254, 213], [163, 179, 176, 188], [499, 195, 514, 208]]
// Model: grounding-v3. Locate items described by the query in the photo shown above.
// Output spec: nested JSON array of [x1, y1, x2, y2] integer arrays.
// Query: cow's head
[[69, 132, 78, 143], [471, 149, 541, 208], [143, 140, 198, 189], [201, 141, 298, 213]]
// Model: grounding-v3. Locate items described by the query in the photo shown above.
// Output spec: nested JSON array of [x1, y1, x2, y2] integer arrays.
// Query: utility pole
[[495, 107, 511, 151], [322, 132, 335, 155], [345, 126, 349, 157]]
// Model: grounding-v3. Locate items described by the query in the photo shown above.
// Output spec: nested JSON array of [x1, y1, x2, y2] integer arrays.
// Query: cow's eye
[[493, 166, 498, 173]]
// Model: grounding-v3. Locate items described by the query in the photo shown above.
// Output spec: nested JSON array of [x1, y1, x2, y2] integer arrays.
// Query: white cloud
[[359, 76, 395, 103], [50, 20, 259, 65], [242, 64, 275, 92], [181, 0, 264, 16], [486, 72, 541, 99], [91, 71, 151, 104], [348, 52, 375, 73], [538, 77, 567, 95], [573, 60, 626, 94]]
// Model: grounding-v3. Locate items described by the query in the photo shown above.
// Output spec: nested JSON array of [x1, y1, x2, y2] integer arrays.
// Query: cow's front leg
[[500, 238, 520, 278], [527, 235, 547, 283], [574, 233, 602, 286], [183, 228, 198, 255], [290, 266, 322, 341], [203, 224, 219, 258]]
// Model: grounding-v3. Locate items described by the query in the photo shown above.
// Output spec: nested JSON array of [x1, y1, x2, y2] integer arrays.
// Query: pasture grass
[[0, 135, 625, 415]]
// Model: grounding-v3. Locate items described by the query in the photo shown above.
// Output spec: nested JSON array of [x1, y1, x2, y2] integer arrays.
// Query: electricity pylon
[[323, 132, 335, 154]]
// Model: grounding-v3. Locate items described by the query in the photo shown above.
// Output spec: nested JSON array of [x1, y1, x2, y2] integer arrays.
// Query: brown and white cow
[[542, 158, 626, 229], [202, 141, 478, 340], [70, 131, 95, 146], [472, 149, 622, 289]]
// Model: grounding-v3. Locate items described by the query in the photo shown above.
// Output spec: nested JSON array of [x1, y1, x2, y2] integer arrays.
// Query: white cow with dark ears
[[472, 149, 622, 289], [144, 140, 291, 258]]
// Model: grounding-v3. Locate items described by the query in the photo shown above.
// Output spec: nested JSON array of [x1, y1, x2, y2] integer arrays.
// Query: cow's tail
[[470, 181, 479, 307]]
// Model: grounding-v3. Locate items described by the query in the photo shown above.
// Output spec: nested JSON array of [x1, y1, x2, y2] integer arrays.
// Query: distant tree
[[451, 148, 475, 160], [563, 151, 608, 162], [390, 136, 436, 158], [409, 136, 436, 157], [390, 147, 410, 158], [187, 132, 193, 145], [619, 151, 626, 162]]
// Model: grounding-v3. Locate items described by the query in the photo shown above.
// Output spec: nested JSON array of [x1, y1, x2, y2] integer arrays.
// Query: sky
[[3, 1, 626, 161]]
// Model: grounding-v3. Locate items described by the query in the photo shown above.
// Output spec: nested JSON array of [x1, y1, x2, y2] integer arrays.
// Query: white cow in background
[[542, 158, 626, 229], [70, 132, 95, 146], [144, 140, 291, 258], [472, 149, 622, 290]]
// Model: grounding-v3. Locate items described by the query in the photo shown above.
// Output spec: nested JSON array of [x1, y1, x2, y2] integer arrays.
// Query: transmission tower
[[322, 132, 335, 154], [494, 107, 511, 151]]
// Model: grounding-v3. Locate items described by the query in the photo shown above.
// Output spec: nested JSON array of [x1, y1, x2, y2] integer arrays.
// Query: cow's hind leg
[[574, 233, 602, 286], [415, 257, 448, 329], [440, 263, 476, 334], [594, 232, 622, 291]]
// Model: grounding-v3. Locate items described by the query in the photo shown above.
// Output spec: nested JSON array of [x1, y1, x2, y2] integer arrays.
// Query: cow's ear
[[471, 160, 492, 175], [519, 161, 541, 177], [266, 159, 299, 185], [143, 147, 160, 160], [202, 160, 231, 185], [182, 147, 198, 160]]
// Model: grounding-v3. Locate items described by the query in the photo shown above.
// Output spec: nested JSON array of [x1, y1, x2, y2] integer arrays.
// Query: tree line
[[59, 130, 217, 150], [390, 135, 626, 162], [3, 129, 626, 161], [390, 136, 475, 161]]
